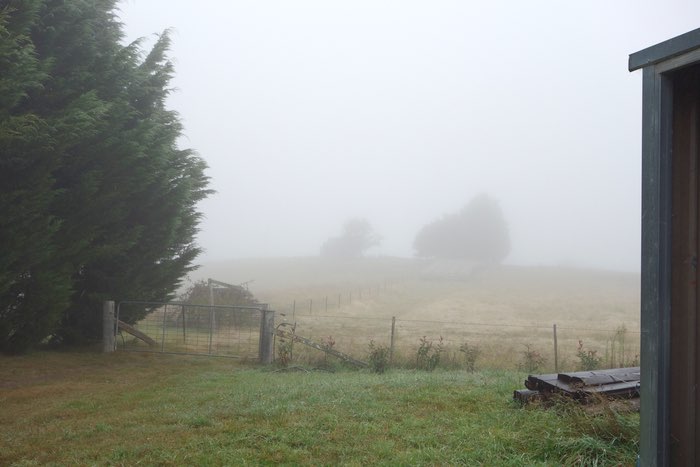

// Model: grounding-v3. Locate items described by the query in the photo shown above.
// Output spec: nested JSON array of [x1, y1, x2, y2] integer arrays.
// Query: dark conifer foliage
[[0, 1, 211, 351], [414, 195, 510, 263]]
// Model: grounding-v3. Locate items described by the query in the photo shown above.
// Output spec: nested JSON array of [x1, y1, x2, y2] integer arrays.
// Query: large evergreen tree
[[0, 0, 71, 352], [0, 0, 211, 352]]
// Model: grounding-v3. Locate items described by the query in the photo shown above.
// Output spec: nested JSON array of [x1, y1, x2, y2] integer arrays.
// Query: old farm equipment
[[514, 367, 640, 404]]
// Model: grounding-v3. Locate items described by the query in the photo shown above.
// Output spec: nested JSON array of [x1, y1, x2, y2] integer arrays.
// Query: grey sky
[[117, 1, 700, 272]]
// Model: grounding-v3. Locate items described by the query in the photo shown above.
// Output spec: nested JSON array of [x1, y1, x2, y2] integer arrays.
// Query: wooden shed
[[629, 27, 700, 466]]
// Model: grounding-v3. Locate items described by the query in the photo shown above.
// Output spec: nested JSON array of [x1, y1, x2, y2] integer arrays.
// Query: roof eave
[[629, 27, 700, 72]]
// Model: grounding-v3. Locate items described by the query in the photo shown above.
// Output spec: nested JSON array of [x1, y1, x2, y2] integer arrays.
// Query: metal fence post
[[259, 307, 275, 364], [181, 305, 186, 344], [390, 316, 396, 364], [208, 305, 214, 354], [161, 304, 167, 352], [553, 323, 559, 373], [103, 301, 115, 353]]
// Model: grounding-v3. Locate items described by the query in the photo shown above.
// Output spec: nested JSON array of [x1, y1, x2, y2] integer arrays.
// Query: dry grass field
[[191, 258, 640, 371]]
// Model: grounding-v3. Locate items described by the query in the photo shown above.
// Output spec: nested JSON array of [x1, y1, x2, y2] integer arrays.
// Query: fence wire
[[279, 312, 641, 371], [116, 301, 264, 359]]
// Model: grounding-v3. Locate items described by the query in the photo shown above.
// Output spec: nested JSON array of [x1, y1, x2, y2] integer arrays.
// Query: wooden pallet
[[514, 367, 640, 403]]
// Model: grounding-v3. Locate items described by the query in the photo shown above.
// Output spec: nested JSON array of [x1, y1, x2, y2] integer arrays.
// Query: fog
[[118, 1, 700, 272]]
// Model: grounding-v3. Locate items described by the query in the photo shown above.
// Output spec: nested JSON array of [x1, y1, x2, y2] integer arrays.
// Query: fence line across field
[[285, 313, 643, 334], [106, 297, 641, 371], [283, 312, 641, 372]]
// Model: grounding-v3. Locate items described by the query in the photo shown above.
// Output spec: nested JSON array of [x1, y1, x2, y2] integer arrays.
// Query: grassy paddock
[[1, 351, 638, 465]]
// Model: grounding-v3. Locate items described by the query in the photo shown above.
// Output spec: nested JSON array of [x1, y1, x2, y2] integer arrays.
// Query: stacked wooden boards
[[514, 367, 640, 403]]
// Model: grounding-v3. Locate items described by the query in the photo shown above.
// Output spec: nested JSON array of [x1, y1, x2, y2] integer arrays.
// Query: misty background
[[117, 1, 700, 272]]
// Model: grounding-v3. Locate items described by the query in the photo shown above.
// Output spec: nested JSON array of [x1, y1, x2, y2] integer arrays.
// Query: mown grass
[[1, 351, 638, 466]]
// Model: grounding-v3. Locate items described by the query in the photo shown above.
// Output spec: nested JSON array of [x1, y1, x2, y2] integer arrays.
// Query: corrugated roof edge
[[629, 27, 700, 71]]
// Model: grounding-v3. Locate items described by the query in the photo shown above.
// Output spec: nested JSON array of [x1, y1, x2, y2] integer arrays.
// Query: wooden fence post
[[103, 301, 115, 353]]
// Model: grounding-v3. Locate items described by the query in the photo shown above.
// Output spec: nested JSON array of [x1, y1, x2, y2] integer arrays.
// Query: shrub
[[320, 335, 336, 366], [577, 340, 602, 371], [321, 335, 336, 351], [416, 336, 444, 371], [276, 333, 294, 368], [459, 342, 481, 372], [520, 344, 545, 373], [605, 324, 635, 368], [368, 340, 390, 374]]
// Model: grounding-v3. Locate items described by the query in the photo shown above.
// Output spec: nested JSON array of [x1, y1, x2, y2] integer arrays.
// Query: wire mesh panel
[[116, 301, 263, 359]]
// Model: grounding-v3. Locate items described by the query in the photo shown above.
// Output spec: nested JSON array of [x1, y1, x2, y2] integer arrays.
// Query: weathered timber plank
[[276, 329, 368, 368], [117, 320, 157, 347], [525, 373, 559, 390], [581, 381, 640, 396], [514, 389, 542, 404], [558, 367, 640, 386]]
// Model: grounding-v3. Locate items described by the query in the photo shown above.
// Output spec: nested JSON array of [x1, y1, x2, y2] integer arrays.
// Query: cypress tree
[[0, 0, 72, 352], [0, 0, 211, 351]]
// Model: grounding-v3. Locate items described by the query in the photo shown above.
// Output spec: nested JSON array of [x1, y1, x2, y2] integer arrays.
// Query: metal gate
[[115, 301, 274, 360]]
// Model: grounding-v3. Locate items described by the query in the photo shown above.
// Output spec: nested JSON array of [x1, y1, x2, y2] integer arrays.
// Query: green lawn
[[0, 351, 638, 466]]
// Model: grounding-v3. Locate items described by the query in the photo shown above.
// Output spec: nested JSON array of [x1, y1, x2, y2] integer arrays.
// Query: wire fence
[[113, 273, 640, 373], [275, 312, 641, 372], [116, 301, 267, 359], [262, 275, 640, 371]]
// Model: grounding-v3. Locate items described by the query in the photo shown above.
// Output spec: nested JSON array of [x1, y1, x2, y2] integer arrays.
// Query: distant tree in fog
[[414, 195, 510, 263], [320, 218, 381, 258]]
